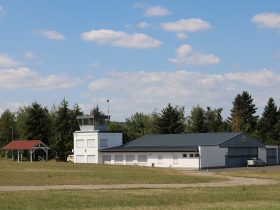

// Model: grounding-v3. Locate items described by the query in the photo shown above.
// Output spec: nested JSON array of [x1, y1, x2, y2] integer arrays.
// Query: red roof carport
[[2, 140, 50, 162]]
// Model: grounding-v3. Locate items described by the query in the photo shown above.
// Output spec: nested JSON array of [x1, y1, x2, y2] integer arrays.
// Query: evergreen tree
[[25, 102, 51, 144], [0, 110, 16, 146], [229, 91, 258, 132], [256, 97, 278, 144], [15, 107, 28, 139], [90, 105, 106, 125], [53, 99, 72, 160], [155, 103, 185, 134], [186, 106, 207, 133], [205, 107, 223, 132]]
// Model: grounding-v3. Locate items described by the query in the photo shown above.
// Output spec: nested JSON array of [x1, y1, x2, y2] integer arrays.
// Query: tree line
[[0, 91, 280, 160]]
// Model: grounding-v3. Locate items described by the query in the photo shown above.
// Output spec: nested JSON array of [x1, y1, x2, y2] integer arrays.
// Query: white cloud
[[169, 44, 220, 65], [252, 13, 280, 29], [0, 54, 20, 67], [81, 29, 161, 49], [23, 51, 36, 59], [87, 69, 280, 121], [137, 22, 151, 28], [161, 18, 211, 33], [0, 5, 5, 16], [176, 33, 188, 40], [34, 29, 65, 40], [0, 67, 83, 90], [144, 5, 170, 17]]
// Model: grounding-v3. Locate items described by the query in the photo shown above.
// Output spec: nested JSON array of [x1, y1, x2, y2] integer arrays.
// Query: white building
[[73, 115, 278, 168]]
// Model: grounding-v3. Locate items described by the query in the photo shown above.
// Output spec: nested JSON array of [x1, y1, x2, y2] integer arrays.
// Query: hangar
[[73, 115, 278, 169]]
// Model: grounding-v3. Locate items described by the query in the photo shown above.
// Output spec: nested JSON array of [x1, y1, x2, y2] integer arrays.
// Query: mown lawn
[[0, 160, 221, 185], [218, 167, 280, 180], [1, 185, 280, 210]]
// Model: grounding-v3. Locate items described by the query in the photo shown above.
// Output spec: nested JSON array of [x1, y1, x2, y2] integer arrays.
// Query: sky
[[0, 0, 280, 121]]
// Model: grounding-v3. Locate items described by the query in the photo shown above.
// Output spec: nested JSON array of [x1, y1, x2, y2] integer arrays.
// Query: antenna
[[107, 99, 110, 122]]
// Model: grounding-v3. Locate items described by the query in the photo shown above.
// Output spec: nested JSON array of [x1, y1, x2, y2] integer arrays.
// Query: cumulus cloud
[[161, 18, 211, 33], [81, 29, 161, 49], [137, 22, 151, 28], [34, 29, 65, 40], [0, 54, 20, 67], [0, 5, 4, 16], [0, 67, 83, 90], [252, 13, 280, 29], [23, 51, 36, 59], [144, 5, 170, 17], [87, 69, 280, 121], [176, 33, 188, 40], [169, 44, 220, 65]]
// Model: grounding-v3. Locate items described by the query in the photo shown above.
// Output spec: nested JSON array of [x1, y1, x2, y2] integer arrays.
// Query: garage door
[[267, 148, 277, 165], [226, 147, 258, 168]]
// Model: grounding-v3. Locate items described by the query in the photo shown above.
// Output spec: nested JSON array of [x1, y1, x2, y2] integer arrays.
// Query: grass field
[[218, 167, 280, 180], [0, 160, 221, 185], [1, 185, 280, 210]]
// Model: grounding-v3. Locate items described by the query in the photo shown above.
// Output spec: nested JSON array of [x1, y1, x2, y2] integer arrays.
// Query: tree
[[205, 107, 224, 132], [15, 107, 28, 139], [0, 110, 16, 146], [186, 106, 207, 133], [25, 102, 51, 145], [53, 99, 73, 160], [229, 91, 258, 132], [90, 105, 106, 125], [155, 103, 185, 134], [256, 98, 278, 144], [125, 112, 156, 141]]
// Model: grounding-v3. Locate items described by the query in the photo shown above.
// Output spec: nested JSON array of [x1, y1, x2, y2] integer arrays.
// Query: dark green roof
[[101, 132, 265, 152]]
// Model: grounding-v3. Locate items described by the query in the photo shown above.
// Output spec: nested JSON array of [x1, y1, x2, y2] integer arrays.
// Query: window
[[173, 155, 178, 164], [195, 153, 199, 157], [76, 155, 84, 163], [182, 154, 187, 158], [103, 155, 111, 164], [87, 155, 96, 163], [138, 155, 147, 163], [158, 155, 163, 164], [126, 155, 135, 164], [87, 139, 96, 148], [76, 139, 85, 148], [100, 139, 108, 148], [115, 155, 123, 164]]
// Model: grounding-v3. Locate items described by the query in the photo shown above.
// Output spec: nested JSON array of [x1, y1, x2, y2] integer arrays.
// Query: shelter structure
[[2, 140, 49, 162]]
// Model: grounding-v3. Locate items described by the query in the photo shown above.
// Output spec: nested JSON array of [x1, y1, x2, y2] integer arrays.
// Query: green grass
[[1, 185, 280, 210], [0, 160, 221, 185], [218, 168, 280, 180]]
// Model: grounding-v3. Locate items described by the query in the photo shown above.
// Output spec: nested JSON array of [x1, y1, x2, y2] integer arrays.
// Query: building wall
[[73, 131, 122, 163], [100, 152, 200, 169], [199, 146, 227, 168]]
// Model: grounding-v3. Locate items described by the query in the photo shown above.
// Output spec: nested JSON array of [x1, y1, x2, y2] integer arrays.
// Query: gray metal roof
[[100, 132, 265, 152]]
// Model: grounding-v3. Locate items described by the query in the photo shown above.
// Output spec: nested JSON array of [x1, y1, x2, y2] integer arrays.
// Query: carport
[[2, 140, 49, 162]]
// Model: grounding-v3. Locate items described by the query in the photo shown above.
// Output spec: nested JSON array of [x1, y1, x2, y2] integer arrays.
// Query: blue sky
[[0, 1, 280, 121]]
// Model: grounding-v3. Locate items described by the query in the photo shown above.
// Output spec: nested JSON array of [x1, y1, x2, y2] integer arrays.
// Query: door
[[76, 155, 85, 163], [226, 147, 258, 167], [102, 155, 111, 164], [267, 148, 277, 165]]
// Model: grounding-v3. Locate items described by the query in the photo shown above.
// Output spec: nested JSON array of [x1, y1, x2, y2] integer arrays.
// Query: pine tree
[[156, 103, 185, 134], [0, 110, 16, 146], [205, 107, 223, 132], [229, 91, 258, 132], [25, 102, 51, 144], [186, 106, 207, 133], [256, 97, 278, 144]]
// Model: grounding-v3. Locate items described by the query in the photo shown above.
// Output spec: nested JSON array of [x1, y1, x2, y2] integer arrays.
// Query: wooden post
[[17, 150, 20, 162], [30, 150, 33, 162]]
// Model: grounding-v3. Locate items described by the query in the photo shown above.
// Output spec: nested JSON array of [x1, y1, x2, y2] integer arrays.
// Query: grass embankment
[[0, 160, 221, 185], [1, 185, 280, 209], [218, 167, 280, 180]]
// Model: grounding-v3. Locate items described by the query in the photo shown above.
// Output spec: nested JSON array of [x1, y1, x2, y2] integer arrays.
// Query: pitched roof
[[101, 132, 264, 152], [3, 140, 43, 150]]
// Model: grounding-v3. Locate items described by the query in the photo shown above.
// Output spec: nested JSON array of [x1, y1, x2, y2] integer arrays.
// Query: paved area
[[0, 171, 278, 191]]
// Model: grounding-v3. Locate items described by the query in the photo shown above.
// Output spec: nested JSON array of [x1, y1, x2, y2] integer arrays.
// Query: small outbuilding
[[2, 140, 50, 162]]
